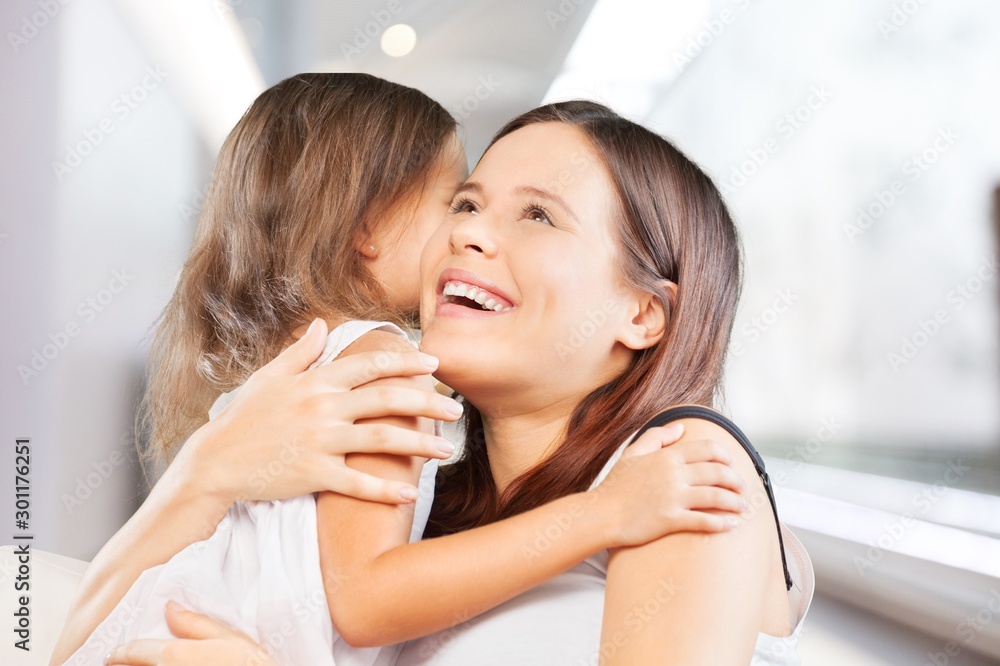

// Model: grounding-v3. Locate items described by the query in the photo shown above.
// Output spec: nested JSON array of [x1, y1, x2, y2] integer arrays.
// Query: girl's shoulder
[[328, 320, 436, 394], [311, 320, 415, 369]]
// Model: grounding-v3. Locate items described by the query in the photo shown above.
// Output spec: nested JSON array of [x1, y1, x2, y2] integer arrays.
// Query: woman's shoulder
[[642, 404, 799, 593], [635, 404, 746, 442], [594, 404, 785, 569], [635, 404, 767, 474], [589, 405, 752, 492]]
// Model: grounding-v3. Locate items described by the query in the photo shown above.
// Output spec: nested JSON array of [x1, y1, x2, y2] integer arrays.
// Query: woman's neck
[[479, 396, 579, 492]]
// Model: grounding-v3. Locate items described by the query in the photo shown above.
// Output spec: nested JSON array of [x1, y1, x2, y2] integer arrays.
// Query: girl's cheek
[[423, 226, 451, 266], [420, 227, 442, 264]]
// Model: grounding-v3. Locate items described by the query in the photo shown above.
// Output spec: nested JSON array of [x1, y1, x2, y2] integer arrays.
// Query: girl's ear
[[355, 233, 379, 258], [615, 280, 677, 351]]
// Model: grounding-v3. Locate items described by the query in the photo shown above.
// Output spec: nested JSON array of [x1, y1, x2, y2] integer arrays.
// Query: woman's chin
[[420, 325, 477, 358], [425, 359, 485, 395], [420, 344, 496, 397]]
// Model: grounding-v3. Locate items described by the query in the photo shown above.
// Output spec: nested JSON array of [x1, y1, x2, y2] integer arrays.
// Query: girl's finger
[[104, 639, 168, 665], [671, 438, 733, 466], [685, 486, 747, 513], [684, 462, 746, 493], [310, 349, 440, 390], [672, 511, 739, 533], [654, 422, 685, 446], [330, 424, 455, 460], [622, 423, 685, 458]]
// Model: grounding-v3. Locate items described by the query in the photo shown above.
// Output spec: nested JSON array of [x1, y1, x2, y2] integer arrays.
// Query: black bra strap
[[633, 405, 794, 590]]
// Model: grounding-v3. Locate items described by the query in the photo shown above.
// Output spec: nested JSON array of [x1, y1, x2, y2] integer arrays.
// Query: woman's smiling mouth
[[435, 269, 517, 317], [442, 281, 514, 312]]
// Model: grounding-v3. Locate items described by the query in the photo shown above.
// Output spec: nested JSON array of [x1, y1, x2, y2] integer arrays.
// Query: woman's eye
[[449, 198, 478, 215], [523, 205, 553, 226]]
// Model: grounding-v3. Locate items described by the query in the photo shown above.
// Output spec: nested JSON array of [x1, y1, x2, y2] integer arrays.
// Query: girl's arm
[[49, 321, 460, 666], [319, 337, 748, 648], [600, 417, 785, 665]]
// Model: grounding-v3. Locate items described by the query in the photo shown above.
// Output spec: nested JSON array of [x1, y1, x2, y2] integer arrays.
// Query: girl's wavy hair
[[140, 73, 456, 464], [426, 100, 742, 537]]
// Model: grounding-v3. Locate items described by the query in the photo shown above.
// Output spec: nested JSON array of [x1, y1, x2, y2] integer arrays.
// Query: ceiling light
[[381, 24, 417, 57]]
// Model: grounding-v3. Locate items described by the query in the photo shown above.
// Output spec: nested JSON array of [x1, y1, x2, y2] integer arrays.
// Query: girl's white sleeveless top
[[387, 436, 815, 666], [63, 321, 440, 666]]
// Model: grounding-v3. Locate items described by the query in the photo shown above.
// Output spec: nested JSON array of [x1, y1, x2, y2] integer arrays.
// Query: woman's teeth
[[442, 281, 513, 312]]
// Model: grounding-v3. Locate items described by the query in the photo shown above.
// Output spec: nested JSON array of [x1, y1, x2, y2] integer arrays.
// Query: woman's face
[[419, 122, 642, 413]]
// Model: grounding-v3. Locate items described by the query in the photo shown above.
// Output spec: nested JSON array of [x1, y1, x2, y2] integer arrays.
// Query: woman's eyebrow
[[513, 185, 579, 223], [454, 181, 483, 198]]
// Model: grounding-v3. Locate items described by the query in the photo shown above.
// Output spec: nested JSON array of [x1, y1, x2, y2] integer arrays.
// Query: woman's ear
[[616, 280, 677, 351]]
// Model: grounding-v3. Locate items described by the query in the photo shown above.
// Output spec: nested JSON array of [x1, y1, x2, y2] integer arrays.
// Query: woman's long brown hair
[[425, 101, 742, 537], [140, 73, 456, 464]]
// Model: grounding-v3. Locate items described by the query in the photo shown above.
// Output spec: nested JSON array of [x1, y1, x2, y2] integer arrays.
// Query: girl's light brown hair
[[426, 100, 742, 537], [141, 73, 456, 463]]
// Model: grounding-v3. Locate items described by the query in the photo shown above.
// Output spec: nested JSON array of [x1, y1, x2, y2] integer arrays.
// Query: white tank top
[[387, 434, 814, 666]]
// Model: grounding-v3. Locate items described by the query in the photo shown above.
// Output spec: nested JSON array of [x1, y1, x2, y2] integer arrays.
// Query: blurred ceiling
[[239, 0, 600, 159], [109, 0, 715, 159]]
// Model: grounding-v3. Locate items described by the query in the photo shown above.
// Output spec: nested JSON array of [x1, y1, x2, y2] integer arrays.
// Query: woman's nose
[[448, 213, 499, 257]]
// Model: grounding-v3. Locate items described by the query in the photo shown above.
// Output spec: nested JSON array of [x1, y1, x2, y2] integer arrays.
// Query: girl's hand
[[103, 601, 279, 666], [591, 422, 748, 549], [175, 318, 464, 506]]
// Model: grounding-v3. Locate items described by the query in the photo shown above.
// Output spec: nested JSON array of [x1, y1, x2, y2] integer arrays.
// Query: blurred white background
[[2, 0, 999, 663]]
